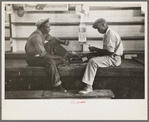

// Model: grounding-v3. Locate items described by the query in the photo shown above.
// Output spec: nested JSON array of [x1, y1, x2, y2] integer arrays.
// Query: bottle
[[78, 22, 87, 44], [78, 14, 87, 44]]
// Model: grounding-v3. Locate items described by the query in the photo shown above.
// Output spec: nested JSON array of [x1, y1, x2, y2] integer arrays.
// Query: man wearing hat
[[79, 18, 123, 94], [25, 18, 73, 92]]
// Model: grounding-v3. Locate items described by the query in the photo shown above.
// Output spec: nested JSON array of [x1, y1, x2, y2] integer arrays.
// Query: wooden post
[[9, 13, 12, 52]]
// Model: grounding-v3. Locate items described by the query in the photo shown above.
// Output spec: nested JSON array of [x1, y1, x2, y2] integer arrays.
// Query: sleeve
[[32, 34, 47, 57], [45, 34, 55, 41], [106, 35, 116, 53], [46, 34, 66, 45]]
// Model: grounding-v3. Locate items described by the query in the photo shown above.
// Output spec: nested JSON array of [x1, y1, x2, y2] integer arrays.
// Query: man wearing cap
[[25, 18, 73, 92], [79, 18, 123, 94]]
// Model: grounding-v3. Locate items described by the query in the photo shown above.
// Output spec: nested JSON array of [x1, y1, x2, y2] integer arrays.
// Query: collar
[[36, 29, 43, 36], [105, 27, 110, 35], [36, 29, 46, 40]]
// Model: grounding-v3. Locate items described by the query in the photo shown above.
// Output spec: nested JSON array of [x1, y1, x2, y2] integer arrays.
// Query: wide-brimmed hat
[[35, 18, 50, 28]]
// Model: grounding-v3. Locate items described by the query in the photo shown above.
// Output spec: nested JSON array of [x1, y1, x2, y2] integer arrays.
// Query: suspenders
[[111, 39, 122, 58]]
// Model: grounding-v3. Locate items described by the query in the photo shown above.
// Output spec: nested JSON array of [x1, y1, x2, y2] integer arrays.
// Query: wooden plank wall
[[7, 4, 144, 53], [5, 11, 11, 51]]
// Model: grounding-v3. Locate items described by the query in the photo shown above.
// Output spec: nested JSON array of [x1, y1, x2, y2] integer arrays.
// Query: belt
[[113, 54, 121, 57], [110, 54, 121, 58]]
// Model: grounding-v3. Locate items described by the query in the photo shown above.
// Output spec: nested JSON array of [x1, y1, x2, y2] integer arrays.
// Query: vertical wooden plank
[[5, 41, 11, 51], [5, 28, 10, 37], [5, 11, 9, 22], [12, 39, 17, 52], [11, 19, 17, 52]]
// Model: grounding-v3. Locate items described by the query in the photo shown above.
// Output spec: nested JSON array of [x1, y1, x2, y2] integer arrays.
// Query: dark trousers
[[26, 40, 69, 87]]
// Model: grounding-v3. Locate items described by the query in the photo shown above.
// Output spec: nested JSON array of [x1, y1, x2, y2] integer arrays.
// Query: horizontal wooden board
[[11, 21, 144, 26], [5, 59, 144, 77], [13, 39, 144, 52], [122, 40, 144, 51], [12, 36, 145, 41], [12, 3, 142, 11], [86, 25, 144, 37], [88, 9, 141, 17], [43, 90, 114, 99], [5, 90, 44, 99], [11, 10, 144, 23], [89, 6, 141, 10], [83, 40, 144, 52], [5, 37, 10, 40], [12, 11, 79, 23], [14, 40, 82, 52], [85, 16, 144, 23], [5, 90, 113, 99], [5, 50, 144, 59], [12, 25, 144, 38], [87, 3, 141, 8]]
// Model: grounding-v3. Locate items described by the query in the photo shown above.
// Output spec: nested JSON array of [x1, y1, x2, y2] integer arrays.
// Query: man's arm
[[33, 34, 69, 65], [89, 46, 113, 56], [46, 34, 69, 46], [54, 37, 69, 46]]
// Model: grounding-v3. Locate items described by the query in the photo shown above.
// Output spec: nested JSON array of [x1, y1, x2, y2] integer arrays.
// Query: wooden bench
[[5, 59, 144, 77], [5, 57, 144, 99]]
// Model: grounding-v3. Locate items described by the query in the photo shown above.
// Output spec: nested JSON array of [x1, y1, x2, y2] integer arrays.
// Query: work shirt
[[103, 27, 123, 56], [25, 29, 55, 57]]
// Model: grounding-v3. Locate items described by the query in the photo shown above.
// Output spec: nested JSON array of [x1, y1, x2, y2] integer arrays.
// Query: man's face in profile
[[42, 21, 51, 34], [96, 23, 106, 34]]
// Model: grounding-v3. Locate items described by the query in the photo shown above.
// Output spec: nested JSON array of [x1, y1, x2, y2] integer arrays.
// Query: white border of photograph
[[2, 1, 148, 120]]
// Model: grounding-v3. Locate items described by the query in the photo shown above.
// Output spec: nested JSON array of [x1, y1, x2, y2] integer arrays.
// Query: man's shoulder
[[29, 30, 42, 41], [108, 28, 120, 38]]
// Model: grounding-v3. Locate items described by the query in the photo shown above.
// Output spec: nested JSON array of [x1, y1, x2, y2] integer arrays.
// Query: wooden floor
[[5, 89, 114, 99]]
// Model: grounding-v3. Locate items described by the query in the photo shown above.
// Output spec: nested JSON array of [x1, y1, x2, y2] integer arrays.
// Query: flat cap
[[92, 18, 107, 29], [35, 18, 50, 28]]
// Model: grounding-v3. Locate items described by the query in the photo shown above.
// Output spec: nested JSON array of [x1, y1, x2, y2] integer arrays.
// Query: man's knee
[[89, 58, 96, 64], [45, 58, 57, 72], [46, 58, 56, 65]]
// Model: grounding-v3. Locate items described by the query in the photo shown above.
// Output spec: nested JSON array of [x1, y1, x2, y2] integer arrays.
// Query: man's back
[[25, 29, 47, 57], [103, 27, 123, 56]]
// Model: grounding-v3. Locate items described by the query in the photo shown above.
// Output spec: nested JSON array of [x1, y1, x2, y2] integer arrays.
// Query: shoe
[[79, 85, 93, 94], [53, 85, 67, 92]]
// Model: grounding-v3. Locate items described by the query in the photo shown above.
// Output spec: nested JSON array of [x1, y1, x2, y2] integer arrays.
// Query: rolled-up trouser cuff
[[53, 80, 62, 87], [82, 80, 93, 86]]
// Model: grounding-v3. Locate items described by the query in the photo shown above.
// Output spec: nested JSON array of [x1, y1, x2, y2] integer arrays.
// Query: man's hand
[[88, 46, 98, 52]]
